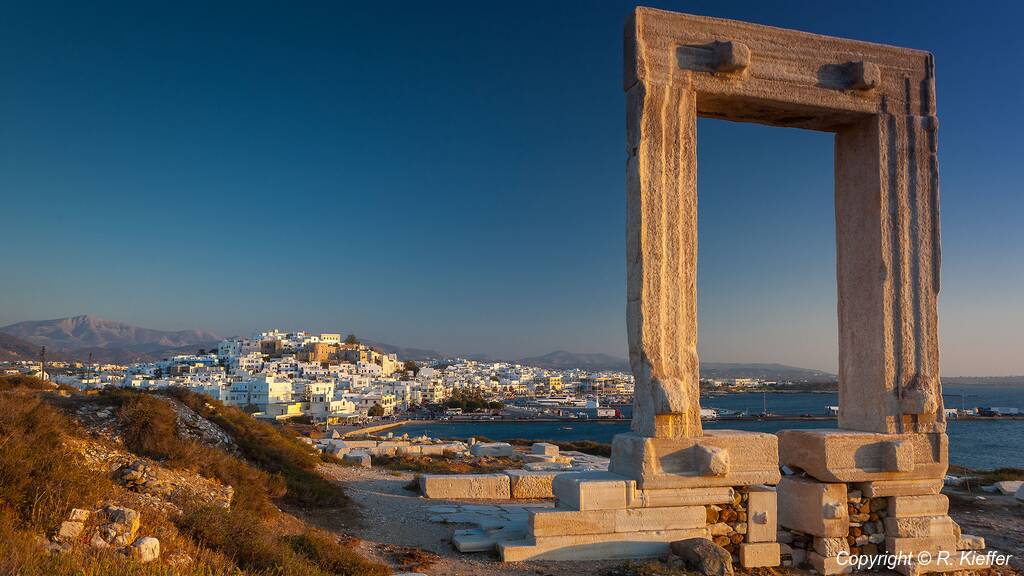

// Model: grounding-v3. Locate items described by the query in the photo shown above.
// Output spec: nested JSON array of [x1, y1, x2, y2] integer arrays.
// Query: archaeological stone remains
[[496, 8, 994, 574]]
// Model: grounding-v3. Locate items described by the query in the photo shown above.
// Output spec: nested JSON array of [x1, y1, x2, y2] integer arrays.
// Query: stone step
[[552, 471, 635, 511], [499, 527, 709, 561], [529, 505, 706, 537]]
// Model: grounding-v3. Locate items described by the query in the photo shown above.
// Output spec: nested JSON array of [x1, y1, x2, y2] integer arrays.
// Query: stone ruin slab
[[608, 430, 780, 489], [779, 430, 948, 482]]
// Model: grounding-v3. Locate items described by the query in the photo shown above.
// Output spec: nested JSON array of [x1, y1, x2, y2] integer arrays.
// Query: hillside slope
[[0, 375, 386, 576]]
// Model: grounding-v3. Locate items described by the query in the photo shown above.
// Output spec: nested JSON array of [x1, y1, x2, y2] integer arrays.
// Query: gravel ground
[[308, 463, 1024, 576]]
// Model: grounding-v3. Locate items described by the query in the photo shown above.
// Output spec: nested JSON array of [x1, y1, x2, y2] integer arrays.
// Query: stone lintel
[[608, 431, 779, 489], [778, 429, 947, 482]]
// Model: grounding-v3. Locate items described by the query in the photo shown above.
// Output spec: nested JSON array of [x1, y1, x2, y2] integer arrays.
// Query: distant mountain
[[514, 352, 836, 381], [1, 315, 219, 349], [0, 315, 220, 363], [518, 350, 630, 371], [0, 332, 48, 361]]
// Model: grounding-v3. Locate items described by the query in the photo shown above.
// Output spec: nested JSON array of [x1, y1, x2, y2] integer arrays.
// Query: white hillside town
[[11, 329, 644, 423]]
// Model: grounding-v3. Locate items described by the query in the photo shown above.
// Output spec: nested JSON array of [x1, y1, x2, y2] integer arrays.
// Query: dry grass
[[374, 453, 521, 474]]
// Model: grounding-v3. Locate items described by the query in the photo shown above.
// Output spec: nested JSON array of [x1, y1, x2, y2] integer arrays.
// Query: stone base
[[608, 431, 780, 489], [779, 429, 947, 483], [498, 475, 779, 565]]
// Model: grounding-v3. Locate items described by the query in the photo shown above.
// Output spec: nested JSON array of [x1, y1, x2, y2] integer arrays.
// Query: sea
[[396, 385, 1024, 470]]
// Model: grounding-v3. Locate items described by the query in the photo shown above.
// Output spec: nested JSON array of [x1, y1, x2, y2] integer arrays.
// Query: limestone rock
[[131, 537, 160, 563], [993, 480, 1022, 495], [54, 521, 84, 543], [669, 538, 734, 576], [470, 442, 514, 457], [67, 509, 90, 523]]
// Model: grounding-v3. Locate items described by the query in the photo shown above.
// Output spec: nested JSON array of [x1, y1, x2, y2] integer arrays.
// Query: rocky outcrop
[[669, 538, 734, 576], [131, 536, 161, 563], [46, 504, 159, 563]]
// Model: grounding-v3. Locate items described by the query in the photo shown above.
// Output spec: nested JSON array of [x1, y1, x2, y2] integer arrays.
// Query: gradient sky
[[1, 1, 1021, 375]]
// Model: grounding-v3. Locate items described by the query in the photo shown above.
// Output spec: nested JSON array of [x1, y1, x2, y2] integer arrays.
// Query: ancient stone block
[[778, 430, 946, 482], [552, 471, 634, 511], [739, 542, 780, 568], [470, 442, 515, 457], [531, 443, 559, 456], [885, 536, 958, 554], [609, 431, 779, 489], [777, 477, 847, 537], [856, 479, 943, 497], [884, 516, 956, 538], [958, 535, 985, 550], [632, 486, 735, 507], [505, 470, 558, 499], [746, 486, 777, 543], [615, 506, 706, 533], [419, 473, 511, 500], [807, 551, 853, 575], [813, 537, 850, 558], [887, 494, 949, 517]]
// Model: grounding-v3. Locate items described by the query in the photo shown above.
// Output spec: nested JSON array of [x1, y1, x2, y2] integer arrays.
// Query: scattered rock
[[669, 538, 734, 576], [54, 521, 84, 543], [131, 536, 160, 563], [67, 508, 90, 522], [993, 480, 1022, 495]]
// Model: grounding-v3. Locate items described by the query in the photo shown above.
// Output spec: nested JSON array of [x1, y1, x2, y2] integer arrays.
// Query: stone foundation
[[498, 437, 781, 567], [777, 430, 992, 575]]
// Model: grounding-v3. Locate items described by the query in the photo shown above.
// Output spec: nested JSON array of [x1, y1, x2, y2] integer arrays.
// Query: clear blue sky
[[1, 1, 1021, 375]]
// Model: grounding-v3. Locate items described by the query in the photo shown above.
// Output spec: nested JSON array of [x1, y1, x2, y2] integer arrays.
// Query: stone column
[[626, 79, 701, 439], [834, 64, 944, 435]]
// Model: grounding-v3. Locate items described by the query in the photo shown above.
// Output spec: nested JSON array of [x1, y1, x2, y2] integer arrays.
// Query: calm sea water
[[397, 387, 1024, 470]]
